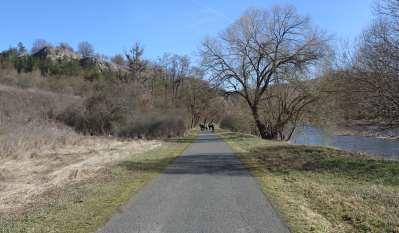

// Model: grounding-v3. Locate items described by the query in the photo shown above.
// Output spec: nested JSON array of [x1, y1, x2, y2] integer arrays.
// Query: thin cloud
[[187, 0, 233, 28]]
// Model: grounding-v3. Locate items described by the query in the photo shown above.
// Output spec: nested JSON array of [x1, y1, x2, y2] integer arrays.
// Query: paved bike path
[[97, 132, 290, 233]]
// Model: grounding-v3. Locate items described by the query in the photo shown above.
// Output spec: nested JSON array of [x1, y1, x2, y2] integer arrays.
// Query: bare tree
[[259, 72, 318, 140], [58, 42, 74, 52], [78, 41, 95, 58], [126, 42, 146, 80], [375, 0, 399, 22], [17, 42, 27, 56], [183, 78, 210, 128], [201, 6, 327, 139], [31, 39, 51, 54], [156, 53, 190, 105], [172, 55, 190, 102], [352, 1, 399, 125], [111, 54, 126, 66], [160, 54, 190, 104]]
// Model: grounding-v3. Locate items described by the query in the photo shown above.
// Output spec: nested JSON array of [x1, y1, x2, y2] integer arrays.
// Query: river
[[290, 125, 399, 160]]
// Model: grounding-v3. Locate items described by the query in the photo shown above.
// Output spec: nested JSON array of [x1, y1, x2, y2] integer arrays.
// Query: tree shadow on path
[[118, 152, 260, 176]]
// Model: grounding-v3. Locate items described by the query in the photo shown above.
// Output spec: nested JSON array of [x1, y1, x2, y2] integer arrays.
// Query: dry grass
[[0, 84, 82, 158], [0, 82, 194, 232], [0, 69, 91, 95], [0, 83, 83, 182], [0, 69, 44, 89], [0, 135, 194, 233], [220, 131, 399, 233], [0, 137, 161, 215], [0, 84, 165, 215], [0, 83, 84, 215]]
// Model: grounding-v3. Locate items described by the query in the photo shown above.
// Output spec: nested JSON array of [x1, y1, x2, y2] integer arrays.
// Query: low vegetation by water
[[220, 131, 399, 233], [0, 133, 194, 233]]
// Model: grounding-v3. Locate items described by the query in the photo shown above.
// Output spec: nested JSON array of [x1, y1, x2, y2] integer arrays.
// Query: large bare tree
[[201, 6, 327, 139], [376, 0, 399, 21], [351, 0, 399, 125]]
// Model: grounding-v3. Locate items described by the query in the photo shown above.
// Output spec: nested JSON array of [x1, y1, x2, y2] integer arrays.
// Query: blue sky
[[0, 0, 374, 60]]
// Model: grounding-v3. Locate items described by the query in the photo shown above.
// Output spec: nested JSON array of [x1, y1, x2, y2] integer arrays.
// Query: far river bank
[[290, 124, 399, 160]]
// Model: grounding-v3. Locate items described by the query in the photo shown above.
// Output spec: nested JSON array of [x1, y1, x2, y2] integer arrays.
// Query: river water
[[290, 125, 399, 160]]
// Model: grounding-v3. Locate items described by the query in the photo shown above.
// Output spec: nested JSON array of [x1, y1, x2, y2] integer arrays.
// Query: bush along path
[[97, 132, 290, 233]]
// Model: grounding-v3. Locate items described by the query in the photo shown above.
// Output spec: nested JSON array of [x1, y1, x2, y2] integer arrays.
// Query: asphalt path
[[97, 132, 290, 233]]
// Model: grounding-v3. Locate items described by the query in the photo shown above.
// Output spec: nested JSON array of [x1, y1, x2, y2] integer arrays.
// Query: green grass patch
[[219, 131, 399, 233], [0, 133, 196, 233]]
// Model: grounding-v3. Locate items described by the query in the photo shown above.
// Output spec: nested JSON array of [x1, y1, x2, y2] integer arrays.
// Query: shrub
[[118, 113, 186, 139], [57, 91, 186, 139], [220, 115, 255, 134], [57, 95, 124, 135]]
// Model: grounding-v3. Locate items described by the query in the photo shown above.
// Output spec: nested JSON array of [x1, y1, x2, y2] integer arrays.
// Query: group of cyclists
[[199, 122, 215, 132]]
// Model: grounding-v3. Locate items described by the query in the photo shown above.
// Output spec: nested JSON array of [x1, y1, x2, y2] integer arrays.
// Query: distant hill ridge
[[31, 46, 128, 73]]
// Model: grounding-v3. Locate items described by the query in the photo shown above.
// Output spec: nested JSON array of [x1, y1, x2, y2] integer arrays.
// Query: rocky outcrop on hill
[[32, 46, 80, 61], [32, 47, 128, 73], [80, 57, 128, 73]]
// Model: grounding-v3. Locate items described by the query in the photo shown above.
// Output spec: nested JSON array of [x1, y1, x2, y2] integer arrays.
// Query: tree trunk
[[250, 106, 272, 139]]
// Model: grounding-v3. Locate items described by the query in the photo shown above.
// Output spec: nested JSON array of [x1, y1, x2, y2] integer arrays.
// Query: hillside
[[0, 84, 160, 215]]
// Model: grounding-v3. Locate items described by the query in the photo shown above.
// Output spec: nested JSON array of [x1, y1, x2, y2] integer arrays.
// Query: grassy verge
[[219, 131, 399, 233], [0, 133, 196, 233]]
